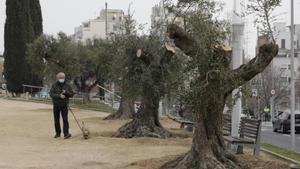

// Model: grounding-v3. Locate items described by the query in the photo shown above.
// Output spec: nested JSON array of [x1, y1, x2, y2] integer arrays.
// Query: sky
[[0, 0, 300, 56]]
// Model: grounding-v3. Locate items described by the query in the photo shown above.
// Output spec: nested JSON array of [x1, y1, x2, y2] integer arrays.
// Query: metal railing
[[96, 84, 121, 110], [20, 84, 121, 110], [22, 84, 50, 102]]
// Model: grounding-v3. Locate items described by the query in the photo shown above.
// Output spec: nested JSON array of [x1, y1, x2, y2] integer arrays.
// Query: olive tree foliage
[[103, 9, 139, 120], [27, 33, 81, 82], [74, 39, 113, 101], [247, 0, 282, 42], [27, 32, 113, 99], [104, 7, 186, 134], [158, 0, 279, 168], [113, 32, 188, 138]]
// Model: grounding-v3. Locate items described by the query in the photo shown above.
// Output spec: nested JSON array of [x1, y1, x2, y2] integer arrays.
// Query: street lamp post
[[105, 2, 108, 38], [290, 0, 295, 151]]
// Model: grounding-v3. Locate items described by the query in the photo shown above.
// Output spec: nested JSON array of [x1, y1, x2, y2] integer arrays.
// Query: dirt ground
[[0, 99, 289, 169]]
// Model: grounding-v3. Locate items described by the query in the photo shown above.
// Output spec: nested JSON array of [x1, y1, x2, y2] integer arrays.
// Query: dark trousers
[[53, 106, 69, 136]]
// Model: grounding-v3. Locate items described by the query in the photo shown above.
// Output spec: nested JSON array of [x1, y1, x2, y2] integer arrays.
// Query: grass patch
[[2, 97, 114, 113], [70, 99, 115, 113], [262, 143, 300, 163]]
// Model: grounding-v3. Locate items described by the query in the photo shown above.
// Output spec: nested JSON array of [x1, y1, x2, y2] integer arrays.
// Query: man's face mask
[[58, 79, 65, 83]]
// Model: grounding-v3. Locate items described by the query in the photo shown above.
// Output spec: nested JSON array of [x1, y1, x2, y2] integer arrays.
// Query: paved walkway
[[0, 99, 189, 169]]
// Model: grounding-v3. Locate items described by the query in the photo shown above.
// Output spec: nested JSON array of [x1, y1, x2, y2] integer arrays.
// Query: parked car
[[273, 110, 300, 133]]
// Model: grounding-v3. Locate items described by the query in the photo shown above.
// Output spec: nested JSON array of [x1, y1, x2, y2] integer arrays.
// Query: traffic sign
[[271, 89, 276, 95], [252, 89, 258, 97]]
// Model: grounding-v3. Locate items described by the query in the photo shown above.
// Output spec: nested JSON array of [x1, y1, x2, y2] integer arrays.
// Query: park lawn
[[262, 143, 300, 163], [70, 99, 115, 113], [2, 96, 115, 113]]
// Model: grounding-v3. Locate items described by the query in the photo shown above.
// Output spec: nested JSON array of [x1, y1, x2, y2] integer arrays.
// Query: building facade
[[151, 1, 184, 36], [245, 22, 300, 117], [73, 9, 126, 42], [272, 22, 300, 83]]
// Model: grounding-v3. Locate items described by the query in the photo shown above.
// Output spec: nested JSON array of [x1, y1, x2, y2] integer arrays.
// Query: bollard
[[291, 164, 300, 169]]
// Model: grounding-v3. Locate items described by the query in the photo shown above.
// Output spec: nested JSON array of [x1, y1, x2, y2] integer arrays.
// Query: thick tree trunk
[[98, 79, 105, 101], [104, 94, 134, 120], [161, 92, 239, 169], [160, 112, 239, 169], [115, 95, 172, 138], [81, 88, 91, 103]]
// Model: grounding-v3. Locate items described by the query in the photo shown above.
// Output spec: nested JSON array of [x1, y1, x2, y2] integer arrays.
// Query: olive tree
[[27, 33, 112, 102], [110, 33, 182, 138], [159, 0, 279, 168]]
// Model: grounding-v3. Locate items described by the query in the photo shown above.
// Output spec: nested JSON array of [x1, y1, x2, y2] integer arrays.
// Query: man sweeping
[[50, 72, 74, 139]]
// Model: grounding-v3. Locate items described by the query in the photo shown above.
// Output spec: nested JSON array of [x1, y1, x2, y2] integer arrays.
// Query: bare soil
[[0, 99, 289, 169]]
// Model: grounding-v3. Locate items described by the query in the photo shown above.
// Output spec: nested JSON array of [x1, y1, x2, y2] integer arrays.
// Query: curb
[[261, 148, 300, 166]]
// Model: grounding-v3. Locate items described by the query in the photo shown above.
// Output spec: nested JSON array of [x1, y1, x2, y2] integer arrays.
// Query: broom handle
[[68, 107, 84, 132]]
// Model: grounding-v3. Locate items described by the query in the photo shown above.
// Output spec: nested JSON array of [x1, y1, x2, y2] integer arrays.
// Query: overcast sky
[[0, 0, 299, 56]]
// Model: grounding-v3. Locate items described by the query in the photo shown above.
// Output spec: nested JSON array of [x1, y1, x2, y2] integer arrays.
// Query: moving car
[[273, 109, 300, 133]]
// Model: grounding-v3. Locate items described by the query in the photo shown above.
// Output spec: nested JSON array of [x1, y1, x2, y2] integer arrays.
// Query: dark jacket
[[50, 82, 74, 106]]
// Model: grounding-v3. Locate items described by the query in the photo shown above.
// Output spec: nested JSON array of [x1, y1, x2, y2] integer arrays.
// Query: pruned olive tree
[[112, 33, 181, 138], [103, 39, 136, 120], [159, 0, 279, 168], [104, 9, 137, 120]]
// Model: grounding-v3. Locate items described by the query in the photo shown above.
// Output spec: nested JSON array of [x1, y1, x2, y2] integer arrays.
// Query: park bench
[[167, 114, 194, 131], [168, 113, 233, 134], [222, 114, 232, 136], [224, 117, 262, 156]]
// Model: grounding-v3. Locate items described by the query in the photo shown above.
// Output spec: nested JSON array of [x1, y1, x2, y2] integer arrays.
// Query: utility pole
[[290, 0, 295, 151], [105, 2, 108, 38]]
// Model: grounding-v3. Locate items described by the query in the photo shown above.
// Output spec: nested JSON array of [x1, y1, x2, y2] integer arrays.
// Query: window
[[281, 39, 286, 49]]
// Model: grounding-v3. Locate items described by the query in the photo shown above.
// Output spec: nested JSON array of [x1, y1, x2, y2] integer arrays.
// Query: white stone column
[[231, 22, 244, 137]]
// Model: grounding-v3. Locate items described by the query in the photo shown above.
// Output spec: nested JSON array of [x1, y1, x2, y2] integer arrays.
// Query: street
[[262, 122, 300, 152]]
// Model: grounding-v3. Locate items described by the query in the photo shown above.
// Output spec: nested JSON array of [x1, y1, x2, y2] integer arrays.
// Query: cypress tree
[[4, 0, 43, 94], [25, 0, 43, 88]]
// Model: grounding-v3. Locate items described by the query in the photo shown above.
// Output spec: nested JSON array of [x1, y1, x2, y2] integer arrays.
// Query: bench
[[168, 113, 233, 133], [167, 114, 194, 131], [224, 117, 262, 156], [223, 114, 232, 136]]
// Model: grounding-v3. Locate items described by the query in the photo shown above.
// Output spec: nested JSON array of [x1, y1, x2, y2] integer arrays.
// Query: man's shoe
[[64, 134, 72, 139], [54, 134, 60, 138]]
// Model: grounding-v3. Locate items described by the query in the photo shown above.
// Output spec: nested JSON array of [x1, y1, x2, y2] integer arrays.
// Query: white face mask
[[58, 79, 65, 83]]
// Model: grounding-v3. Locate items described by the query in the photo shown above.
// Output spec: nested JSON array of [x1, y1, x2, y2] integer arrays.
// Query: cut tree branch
[[228, 43, 278, 93]]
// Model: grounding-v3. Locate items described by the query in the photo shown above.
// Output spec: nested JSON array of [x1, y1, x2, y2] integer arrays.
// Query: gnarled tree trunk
[[160, 24, 278, 169], [104, 93, 134, 120], [161, 92, 239, 169], [115, 94, 172, 138], [114, 40, 175, 138]]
